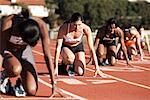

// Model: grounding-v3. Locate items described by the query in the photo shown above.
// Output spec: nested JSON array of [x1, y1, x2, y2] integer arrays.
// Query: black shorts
[[62, 42, 84, 53], [99, 39, 116, 46], [5, 45, 35, 65]]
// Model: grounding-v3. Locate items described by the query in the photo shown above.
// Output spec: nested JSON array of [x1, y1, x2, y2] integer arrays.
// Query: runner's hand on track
[[126, 61, 134, 67], [94, 69, 106, 77], [50, 84, 70, 98], [54, 68, 58, 77]]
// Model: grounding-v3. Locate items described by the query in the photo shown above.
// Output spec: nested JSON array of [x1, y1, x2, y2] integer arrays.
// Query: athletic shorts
[[99, 39, 116, 46], [125, 40, 135, 47], [5, 45, 35, 65], [62, 42, 85, 53]]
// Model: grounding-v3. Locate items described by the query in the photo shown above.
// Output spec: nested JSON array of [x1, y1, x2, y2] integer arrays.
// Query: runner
[[0, 8, 57, 97], [54, 12, 105, 77], [138, 26, 150, 55], [94, 18, 131, 66], [118, 26, 144, 61]]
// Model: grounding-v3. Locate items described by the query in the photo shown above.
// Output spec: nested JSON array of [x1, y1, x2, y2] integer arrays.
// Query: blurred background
[[0, 0, 150, 39]]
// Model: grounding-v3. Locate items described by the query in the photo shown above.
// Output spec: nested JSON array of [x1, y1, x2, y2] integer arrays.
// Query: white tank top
[[9, 35, 27, 45], [64, 23, 83, 42]]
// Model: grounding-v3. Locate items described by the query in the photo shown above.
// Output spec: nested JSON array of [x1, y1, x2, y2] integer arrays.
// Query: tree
[[53, 0, 150, 30]]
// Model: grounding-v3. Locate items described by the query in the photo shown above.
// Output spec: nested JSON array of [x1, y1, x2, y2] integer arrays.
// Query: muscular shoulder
[[98, 26, 106, 33], [2, 15, 15, 31], [82, 23, 92, 35], [59, 23, 67, 31], [96, 26, 106, 38], [32, 16, 46, 27], [57, 23, 68, 39], [115, 27, 124, 37], [3, 15, 14, 22]]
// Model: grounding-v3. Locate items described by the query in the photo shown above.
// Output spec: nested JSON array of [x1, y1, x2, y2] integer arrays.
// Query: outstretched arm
[[33, 17, 55, 95], [54, 25, 65, 76], [136, 34, 144, 60], [84, 26, 105, 77], [144, 34, 150, 55], [118, 28, 130, 65], [54, 38, 63, 76]]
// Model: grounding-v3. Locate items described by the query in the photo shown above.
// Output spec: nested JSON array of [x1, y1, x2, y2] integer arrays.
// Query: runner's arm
[[119, 29, 130, 64], [54, 25, 64, 76], [136, 34, 144, 60], [34, 17, 56, 93], [84, 26, 99, 70], [144, 34, 150, 54]]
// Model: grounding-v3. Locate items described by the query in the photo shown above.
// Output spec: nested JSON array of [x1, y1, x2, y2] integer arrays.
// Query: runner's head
[[70, 12, 83, 30], [129, 26, 138, 35], [18, 19, 40, 47], [106, 18, 118, 29]]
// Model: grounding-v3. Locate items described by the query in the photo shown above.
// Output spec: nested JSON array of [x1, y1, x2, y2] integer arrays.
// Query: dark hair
[[21, 8, 30, 19], [106, 18, 118, 27], [18, 19, 40, 47], [70, 12, 83, 22]]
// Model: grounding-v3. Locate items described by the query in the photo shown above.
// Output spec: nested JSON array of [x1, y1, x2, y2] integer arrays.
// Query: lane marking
[[33, 50, 61, 62], [127, 60, 150, 64], [87, 80, 117, 84], [33, 50, 150, 90], [0, 97, 77, 100], [38, 78, 87, 100], [118, 61, 150, 71], [86, 68, 150, 90], [39, 75, 117, 85], [39, 75, 106, 79], [100, 67, 144, 72], [144, 56, 150, 59], [58, 78, 86, 85]]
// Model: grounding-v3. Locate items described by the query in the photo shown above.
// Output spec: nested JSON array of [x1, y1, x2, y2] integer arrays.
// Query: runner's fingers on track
[[94, 70, 98, 77], [54, 69, 58, 77], [50, 86, 71, 98], [94, 69, 108, 78], [94, 70, 103, 77], [126, 62, 134, 68]]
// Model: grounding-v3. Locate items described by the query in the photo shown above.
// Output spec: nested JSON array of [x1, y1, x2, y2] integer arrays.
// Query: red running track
[[0, 40, 150, 100]]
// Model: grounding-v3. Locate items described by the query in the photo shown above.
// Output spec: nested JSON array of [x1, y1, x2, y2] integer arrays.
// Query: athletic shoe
[[0, 78, 14, 95], [105, 59, 109, 65], [14, 78, 26, 97], [0, 70, 14, 95], [128, 55, 133, 60], [68, 70, 75, 76], [67, 64, 75, 76], [0, 70, 7, 84]]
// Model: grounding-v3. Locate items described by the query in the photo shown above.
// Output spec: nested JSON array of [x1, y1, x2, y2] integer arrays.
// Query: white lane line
[[0, 97, 77, 100], [32, 50, 61, 62], [38, 78, 87, 100], [39, 75, 103, 79], [118, 61, 150, 71], [86, 80, 117, 84], [86, 68, 150, 90], [58, 78, 87, 85], [100, 67, 144, 72], [33, 50, 150, 90]]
